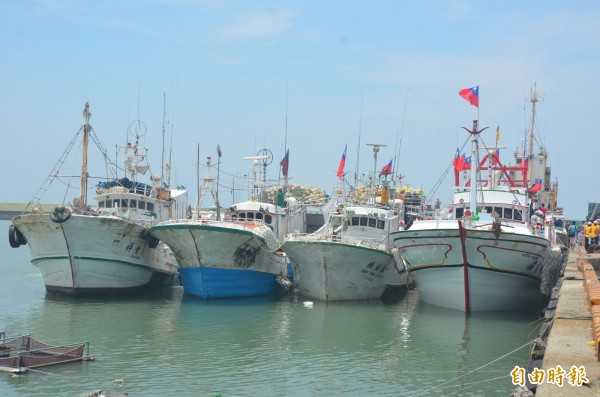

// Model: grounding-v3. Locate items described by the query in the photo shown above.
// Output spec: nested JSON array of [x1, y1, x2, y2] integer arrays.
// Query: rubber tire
[[8, 224, 20, 248], [50, 207, 72, 223]]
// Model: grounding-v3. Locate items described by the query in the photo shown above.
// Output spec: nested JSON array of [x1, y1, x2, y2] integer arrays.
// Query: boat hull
[[12, 213, 177, 295], [393, 223, 551, 311], [282, 239, 403, 301], [150, 222, 286, 299]]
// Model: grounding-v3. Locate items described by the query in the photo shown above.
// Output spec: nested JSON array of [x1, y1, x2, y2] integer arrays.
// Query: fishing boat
[[391, 112, 562, 311], [282, 144, 411, 301], [150, 151, 307, 299], [0, 333, 91, 374], [9, 103, 188, 295]]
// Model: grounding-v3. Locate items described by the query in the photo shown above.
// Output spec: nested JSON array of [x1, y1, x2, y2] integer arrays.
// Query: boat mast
[[161, 92, 166, 185], [527, 84, 538, 185], [462, 120, 488, 215], [354, 92, 364, 188], [366, 143, 386, 205], [80, 102, 91, 210]]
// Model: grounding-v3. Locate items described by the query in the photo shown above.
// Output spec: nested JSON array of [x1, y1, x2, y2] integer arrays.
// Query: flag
[[460, 155, 472, 171], [459, 86, 479, 107], [496, 126, 500, 143], [280, 149, 289, 177], [336, 145, 347, 180], [529, 178, 542, 192], [379, 159, 393, 177], [453, 148, 464, 171]]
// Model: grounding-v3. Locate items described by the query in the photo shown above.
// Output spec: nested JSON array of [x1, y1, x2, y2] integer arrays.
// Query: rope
[[406, 339, 536, 397]]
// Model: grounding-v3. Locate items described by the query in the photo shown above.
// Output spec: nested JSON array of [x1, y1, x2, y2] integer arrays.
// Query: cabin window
[[377, 220, 385, 229], [360, 217, 368, 226], [239, 213, 246, 219], [255, 212, 263, 220], [247, 212, 255, 220], [147, 202, 154, 211], [484, 206, 493, 214], [503, 208, 513, 219], [514, 209, 522, 221], [456, 208, 464, 218], [138, 201, 146, 210], [121, 199, 128, 208], [130, 200, 137, 209], [368, 218, 376, 228], [99, 201, 105, 208], [493, 207, 502, 217], [231, 215, 238, 221], [352, 217, 360, 226], [265, 215, 272, 224]]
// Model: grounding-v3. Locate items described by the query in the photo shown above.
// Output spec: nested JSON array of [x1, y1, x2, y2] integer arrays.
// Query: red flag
[[379, 159, 393, 177], [336, 145, 347, 180], [460, 155, 472, 171], [529, 179, 542, 192], [459, 86, 479, 107], [280, 149, 289, 177]]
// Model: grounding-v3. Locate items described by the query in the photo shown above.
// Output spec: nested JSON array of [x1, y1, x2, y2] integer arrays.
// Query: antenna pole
[[80, 102, 91, 210], [527, 84, 538, 184]]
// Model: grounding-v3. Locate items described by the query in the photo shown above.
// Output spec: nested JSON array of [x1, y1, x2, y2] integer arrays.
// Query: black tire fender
[[50, 207, 72, 223], [8, 224, 20, 248]]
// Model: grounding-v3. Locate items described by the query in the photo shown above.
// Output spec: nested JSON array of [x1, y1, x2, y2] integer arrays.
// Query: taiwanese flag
[[529, 178, 542, 192], [336, 145, 347, 180], [492, 149, 500, 165], [459, 86, 479, 107], [460, 155, 472, 171], [453, 148, 464, 170], [379, 159, 393, 177], [280, 149, 289, 177]]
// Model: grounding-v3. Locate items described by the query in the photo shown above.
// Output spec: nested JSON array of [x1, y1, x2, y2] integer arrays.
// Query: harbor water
[[0, 220, 545, 396]]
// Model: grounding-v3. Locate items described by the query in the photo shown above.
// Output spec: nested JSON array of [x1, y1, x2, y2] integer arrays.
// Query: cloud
[[220, 8, 297, 41]]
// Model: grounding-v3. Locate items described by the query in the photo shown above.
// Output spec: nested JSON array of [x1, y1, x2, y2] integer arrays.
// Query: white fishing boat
[[391, 112, 562, 312], [9, 103, 188, 295], [283, 144, 410, 301], [150, 150, 307, 299]]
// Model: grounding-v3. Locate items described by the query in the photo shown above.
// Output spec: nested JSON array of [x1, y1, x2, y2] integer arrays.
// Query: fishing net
[[0, 335, 87, 369], [252, 225, 283, 252]]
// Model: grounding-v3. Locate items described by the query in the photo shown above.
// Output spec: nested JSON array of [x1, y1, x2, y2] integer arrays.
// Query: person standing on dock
[[584, 222, 594, 250], [594, 220, 600, 245], [568, 222, 578, 250]]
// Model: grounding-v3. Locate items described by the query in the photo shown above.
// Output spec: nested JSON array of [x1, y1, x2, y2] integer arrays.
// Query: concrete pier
[[535, 251, 600, 396]]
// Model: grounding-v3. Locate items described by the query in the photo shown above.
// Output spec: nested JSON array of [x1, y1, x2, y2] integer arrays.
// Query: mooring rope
[[406, 339, 536, 397]]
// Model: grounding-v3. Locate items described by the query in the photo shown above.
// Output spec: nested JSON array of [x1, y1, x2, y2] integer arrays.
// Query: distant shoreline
[[0, 203, 58, 220]]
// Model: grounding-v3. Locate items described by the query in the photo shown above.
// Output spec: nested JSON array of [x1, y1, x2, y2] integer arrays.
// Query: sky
[[0, 0, 597, 220]]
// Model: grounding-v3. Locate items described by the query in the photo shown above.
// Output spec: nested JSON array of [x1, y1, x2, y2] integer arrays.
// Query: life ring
[[50, 207, 72, 223], [8, 224, 21, 248]]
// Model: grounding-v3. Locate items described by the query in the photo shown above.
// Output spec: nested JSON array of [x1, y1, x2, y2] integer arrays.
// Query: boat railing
[[285, 232, 388, 250], [157, 217, 268, 229]]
